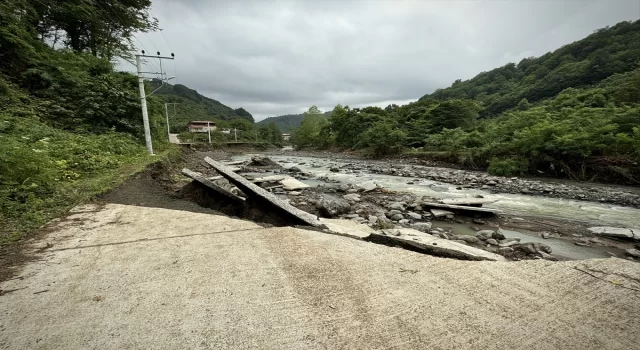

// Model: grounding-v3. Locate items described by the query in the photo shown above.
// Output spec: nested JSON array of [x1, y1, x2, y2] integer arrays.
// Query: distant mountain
[[148, 80, 254, 132], [257, 111, 332, 132]]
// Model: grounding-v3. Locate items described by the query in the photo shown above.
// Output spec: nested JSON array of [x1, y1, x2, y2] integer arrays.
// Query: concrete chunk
[[253, 175, 289, 183], [320, 218, 373, 240], [430, 209, 455, 218], [588, 227, 640, 240], [204, 157, 324, 228], [368, 231, 506, 261], [181, 168, 245, 204], [280, 178, 310, 191]]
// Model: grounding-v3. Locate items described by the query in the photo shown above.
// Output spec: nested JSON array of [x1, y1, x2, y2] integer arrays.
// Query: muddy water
[[236, 154, 640, 229], [232, 154, 637, 260]]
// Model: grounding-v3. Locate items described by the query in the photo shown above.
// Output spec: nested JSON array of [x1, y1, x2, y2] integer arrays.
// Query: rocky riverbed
[[176, 152, 640, 262]]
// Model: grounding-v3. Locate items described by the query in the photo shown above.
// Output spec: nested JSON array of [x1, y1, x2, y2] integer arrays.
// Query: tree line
[[292, 20, 640, 183]]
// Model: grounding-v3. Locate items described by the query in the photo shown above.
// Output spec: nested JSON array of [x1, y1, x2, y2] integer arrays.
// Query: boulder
[[390, 213, 404, 221], [514, 242, 552, 255], [587, 227, 640, 240], [476, 230, 494, 241], [330, 167, 340, 172], [248, 156, 280, 167], [316, 195, 351, 217], [430, 209, 454, 218], [492, 229, 506, 240]]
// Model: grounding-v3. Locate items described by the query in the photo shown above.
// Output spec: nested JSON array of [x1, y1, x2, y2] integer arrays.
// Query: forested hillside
[[0, 0, 172, 242], [293, 20, 640, 184], [257, 111, 331, 132], [147, 80, 254, 132]]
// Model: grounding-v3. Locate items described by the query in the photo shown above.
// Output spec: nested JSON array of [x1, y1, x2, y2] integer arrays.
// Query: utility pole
[[207, 122, 212, 144], [135, 50, 175, 155], [234, 128, 237, 143], [164, 103, 178, 142]]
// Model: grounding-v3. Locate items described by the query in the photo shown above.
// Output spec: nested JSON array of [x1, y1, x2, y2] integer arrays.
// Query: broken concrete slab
[[422, 202, 502, 215], [587, 227, 640, 240], [430, 209, 455, 218], [320, 218, 374, 240], [280, 178, 310, 191], [204, 157, 324, 228], [367, 231, 506, 262], [182, 168, 245, 204], [441, 198, 498, 206]]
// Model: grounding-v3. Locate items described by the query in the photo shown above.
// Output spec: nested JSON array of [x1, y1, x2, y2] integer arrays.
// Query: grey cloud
[[128, 0, 640, 120]]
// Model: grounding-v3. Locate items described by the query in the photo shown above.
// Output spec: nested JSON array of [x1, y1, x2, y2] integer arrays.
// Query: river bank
[[264, 149, 640, 209]]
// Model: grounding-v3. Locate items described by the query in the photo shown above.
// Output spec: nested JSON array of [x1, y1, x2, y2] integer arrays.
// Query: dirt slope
[[1, 203, 639, 349]]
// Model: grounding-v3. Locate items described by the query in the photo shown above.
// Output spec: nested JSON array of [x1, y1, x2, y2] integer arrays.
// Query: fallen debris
[[588, 227, 640, 240], [182, 168, 245, 204], [204, 157, 324, 227], [430, 209, 455, 218], [441, 198, 498, 206], [368, 229, 506, 262], [422, 202, 502, 215], [316, 195, 351, 218], [320, 218, 373, 240]]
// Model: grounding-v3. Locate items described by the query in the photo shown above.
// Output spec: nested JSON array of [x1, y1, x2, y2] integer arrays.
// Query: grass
[[0, 146, 181, 245]]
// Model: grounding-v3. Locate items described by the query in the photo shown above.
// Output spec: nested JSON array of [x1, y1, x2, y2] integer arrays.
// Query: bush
[[487, 157, 529, 176]]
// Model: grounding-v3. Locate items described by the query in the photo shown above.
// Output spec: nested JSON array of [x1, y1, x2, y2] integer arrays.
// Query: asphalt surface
[[1, 203, 639, 349]]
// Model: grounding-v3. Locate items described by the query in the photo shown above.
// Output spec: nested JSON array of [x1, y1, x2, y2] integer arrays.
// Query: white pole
[[207, 122, 212, 144], [136, 55, 153, 154], [234, 128, 237, 143], [164, 103, 171, 142]]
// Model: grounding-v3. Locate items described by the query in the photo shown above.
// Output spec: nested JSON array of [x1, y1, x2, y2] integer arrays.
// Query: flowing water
[[231, 154, 639, 259]]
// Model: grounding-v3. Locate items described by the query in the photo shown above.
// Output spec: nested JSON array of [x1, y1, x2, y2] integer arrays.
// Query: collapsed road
[[2, 150, 640, 349]]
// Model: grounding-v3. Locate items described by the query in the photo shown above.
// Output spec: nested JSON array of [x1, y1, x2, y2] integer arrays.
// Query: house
[[187, 121, 216, 133], [282, 133, 291, 141]]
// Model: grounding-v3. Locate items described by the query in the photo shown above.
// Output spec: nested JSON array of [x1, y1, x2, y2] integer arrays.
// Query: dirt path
[[1, 202, 640, 349]]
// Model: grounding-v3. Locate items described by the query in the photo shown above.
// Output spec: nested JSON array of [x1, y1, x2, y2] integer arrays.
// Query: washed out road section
[[1, 203, 639, 349]]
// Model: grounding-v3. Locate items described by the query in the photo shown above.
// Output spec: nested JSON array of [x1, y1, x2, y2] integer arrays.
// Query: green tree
[[359, 120, 406, 157]]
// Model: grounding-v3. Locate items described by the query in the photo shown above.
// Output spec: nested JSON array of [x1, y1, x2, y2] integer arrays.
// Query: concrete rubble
[[203, 157, 324, 228], [588, 226, 640, 240], [181, 168, 245, 204]]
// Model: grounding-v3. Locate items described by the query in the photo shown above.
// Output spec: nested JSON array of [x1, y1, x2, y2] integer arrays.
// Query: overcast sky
[[123, 0, 640, 121]]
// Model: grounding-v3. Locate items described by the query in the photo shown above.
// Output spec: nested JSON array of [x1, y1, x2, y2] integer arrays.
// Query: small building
[[187, 121, 216, 133], [282, 133, 291, 141]]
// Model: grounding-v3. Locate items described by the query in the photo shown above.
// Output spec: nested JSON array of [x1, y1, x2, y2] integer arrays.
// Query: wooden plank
[[182, 168, 245, 204], [422, 202, 502, 214], [204, 157, 325, 228]]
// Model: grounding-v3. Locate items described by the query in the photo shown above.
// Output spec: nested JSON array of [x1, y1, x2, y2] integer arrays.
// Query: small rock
[[492, 230, 506, 240], [391, 213, 404, 221], [342, 193, 361, 202], [368, 215, 378, 224], [459, 236, 482, 244], [574, 242, 590, 247], [476, 230, 494, 241], [486, 238, 498, 246], [398, 219, 410, 225], [406, 212, 421, 220], [498, 247, 514, 254], [330, 167, 340, 172], [437, 232, 449, 240], [411, 222, 432, 232], [387, 202, 406, 211], [316, 195, 351, 217], [289, 191, 301, 196], [472, 219, 486, 225], [486, 180, 497, 186], [541, 232, 551, 239]]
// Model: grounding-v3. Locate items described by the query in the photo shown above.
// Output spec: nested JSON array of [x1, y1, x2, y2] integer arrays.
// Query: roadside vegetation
[[292, 20, 640, 183], [0, 0, 178, 243]]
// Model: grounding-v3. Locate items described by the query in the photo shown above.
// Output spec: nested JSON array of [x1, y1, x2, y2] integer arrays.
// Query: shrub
[[487, 157, 529, 176]]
